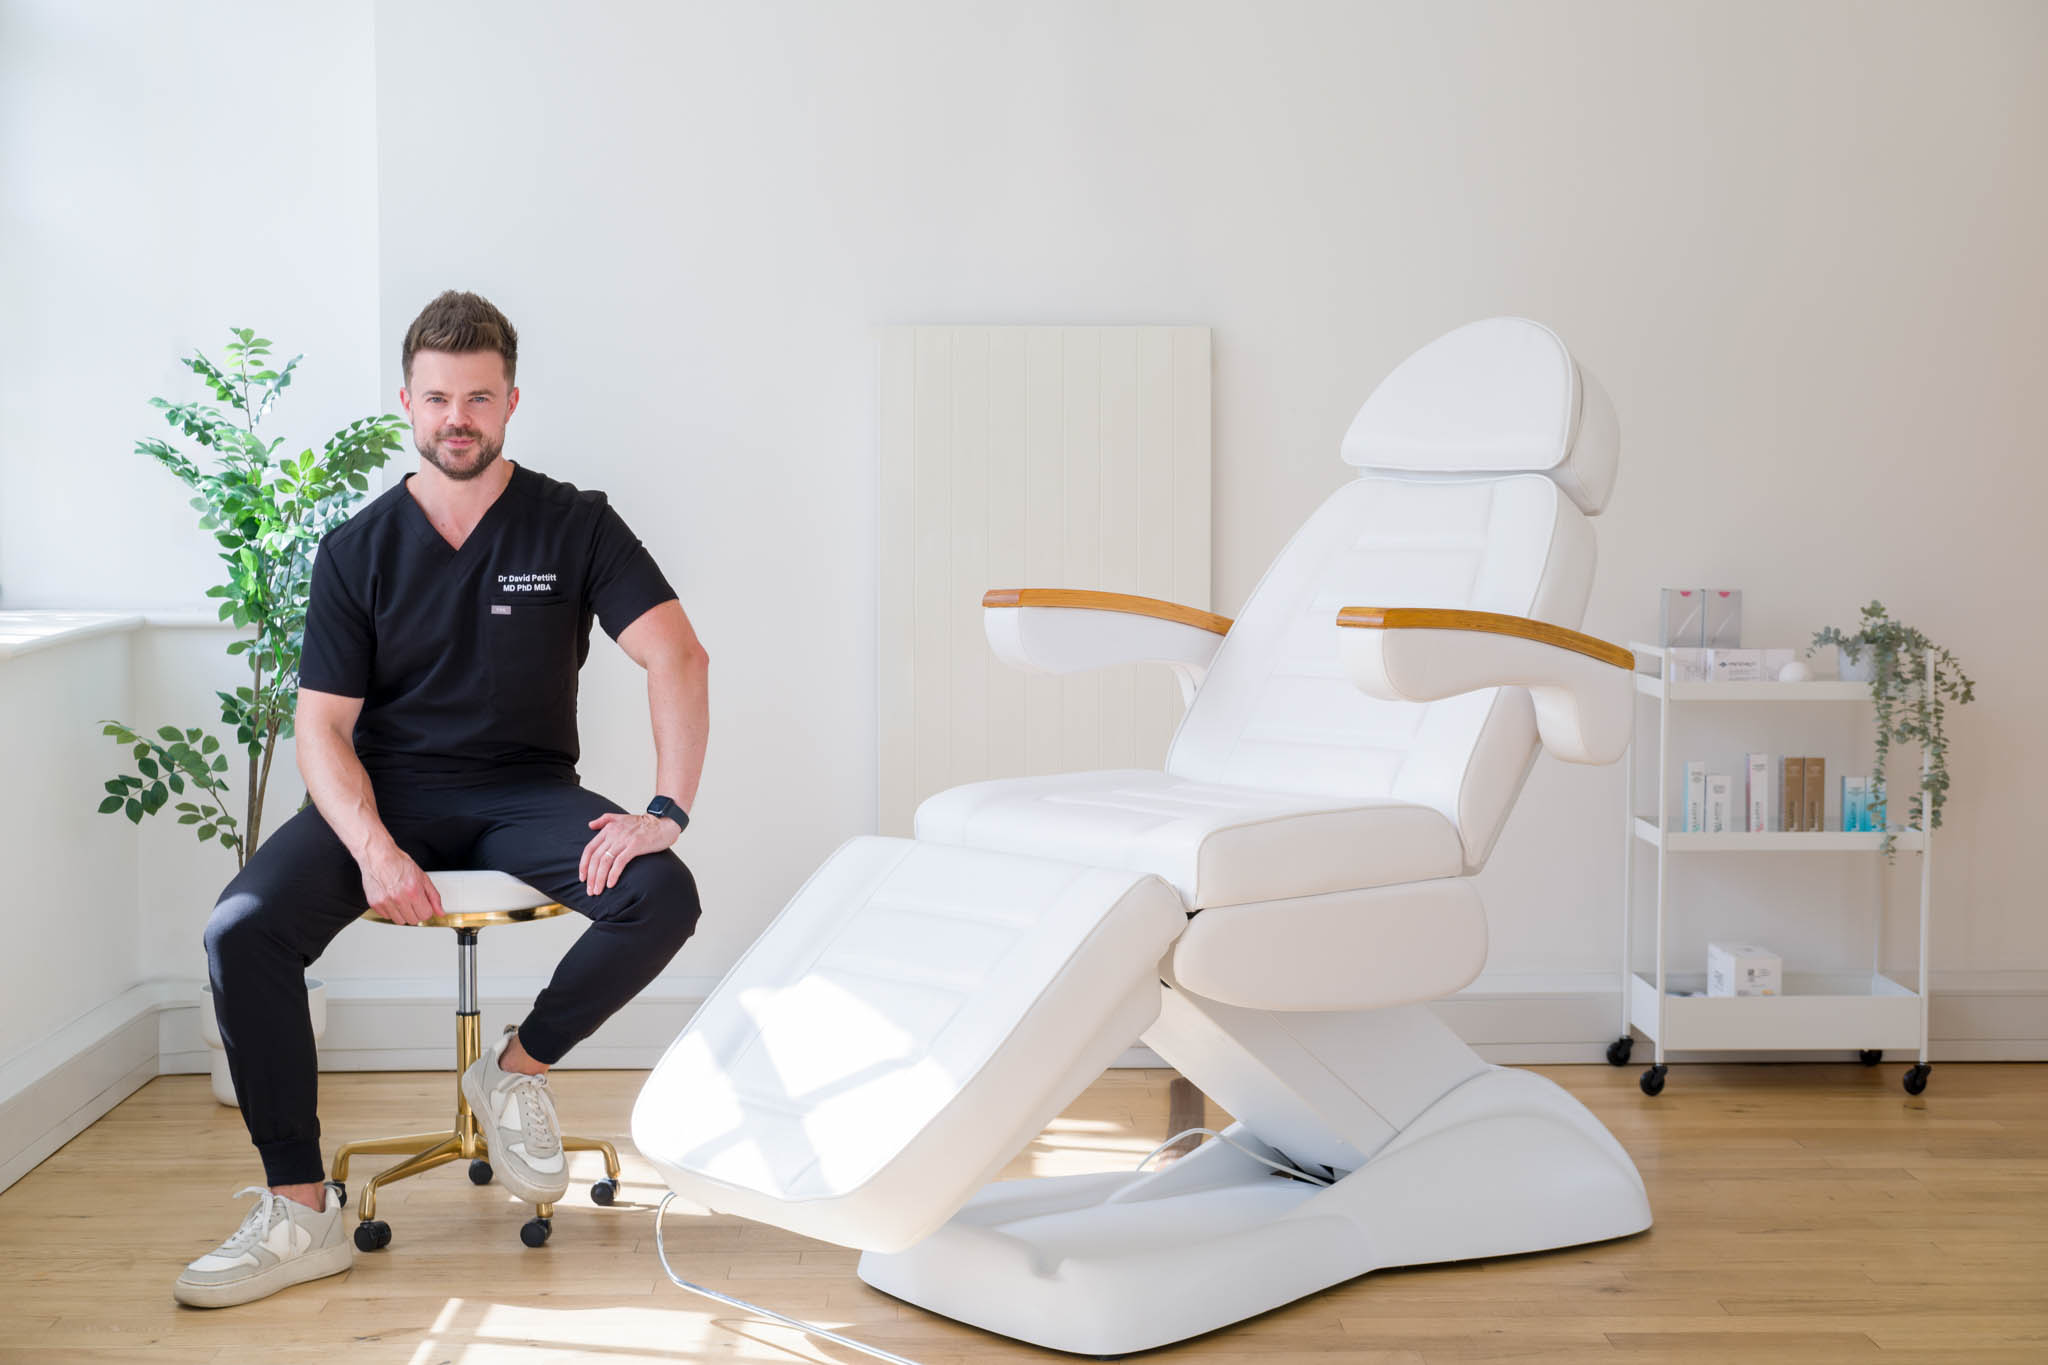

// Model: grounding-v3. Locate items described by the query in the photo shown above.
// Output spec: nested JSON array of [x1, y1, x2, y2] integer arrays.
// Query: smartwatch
[[646, 795, 689, 833]]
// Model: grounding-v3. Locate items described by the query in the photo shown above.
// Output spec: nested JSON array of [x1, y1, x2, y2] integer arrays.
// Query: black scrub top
[[298, 462, 676, 781]]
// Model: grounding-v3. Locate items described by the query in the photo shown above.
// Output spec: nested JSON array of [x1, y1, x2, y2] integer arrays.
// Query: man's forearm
[[647, 650, 709, 812], [298, 724, 396, 864]]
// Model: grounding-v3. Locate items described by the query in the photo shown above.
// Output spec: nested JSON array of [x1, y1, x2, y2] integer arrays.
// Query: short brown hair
[[402, 290, 519, 388]]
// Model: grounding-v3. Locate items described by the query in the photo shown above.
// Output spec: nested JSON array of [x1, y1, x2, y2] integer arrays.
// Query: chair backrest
[[1165, 318, 1619, 870]]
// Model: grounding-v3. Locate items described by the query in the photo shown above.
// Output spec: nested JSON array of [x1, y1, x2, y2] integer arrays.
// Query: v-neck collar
[[399, 462, 526, 558]]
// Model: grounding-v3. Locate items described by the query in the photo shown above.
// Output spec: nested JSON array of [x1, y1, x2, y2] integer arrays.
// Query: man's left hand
[[579, 811, 681, 896]]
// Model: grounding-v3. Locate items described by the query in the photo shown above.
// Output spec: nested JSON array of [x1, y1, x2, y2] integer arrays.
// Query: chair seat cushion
[[914, 770, 1466, 909]]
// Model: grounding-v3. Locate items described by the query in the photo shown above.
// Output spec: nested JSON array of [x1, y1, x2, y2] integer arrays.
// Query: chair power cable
[[653, 1194, 926, 1365]]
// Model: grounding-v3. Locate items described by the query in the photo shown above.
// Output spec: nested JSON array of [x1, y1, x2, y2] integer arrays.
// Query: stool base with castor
[[331, 883, 624, 1250]]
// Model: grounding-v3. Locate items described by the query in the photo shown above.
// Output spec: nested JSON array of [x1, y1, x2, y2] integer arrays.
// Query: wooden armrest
[[1335, 607, 1633, 671], [983, 588, 1232, 636]]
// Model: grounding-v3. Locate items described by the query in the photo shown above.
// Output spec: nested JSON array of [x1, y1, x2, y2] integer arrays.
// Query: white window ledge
[[0, 609, 236, 661]]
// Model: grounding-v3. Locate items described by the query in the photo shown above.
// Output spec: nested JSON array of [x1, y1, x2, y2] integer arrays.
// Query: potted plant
[[1810, 600, 1976, 858], [97, 327, 407, 1103]]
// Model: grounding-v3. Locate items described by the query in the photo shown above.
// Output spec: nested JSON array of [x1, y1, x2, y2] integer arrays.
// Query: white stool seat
[[424, 870, 557, 915]]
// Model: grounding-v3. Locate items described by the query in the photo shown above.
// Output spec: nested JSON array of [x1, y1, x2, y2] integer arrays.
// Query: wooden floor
[[6, 1062, 2046, 1363]]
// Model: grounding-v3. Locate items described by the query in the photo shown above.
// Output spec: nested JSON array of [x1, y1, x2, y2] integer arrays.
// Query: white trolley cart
[[1615, 642, 1934, 1096]]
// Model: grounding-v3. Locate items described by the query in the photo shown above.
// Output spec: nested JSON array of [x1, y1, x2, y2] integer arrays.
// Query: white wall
[[5, 1, 2044, 1046], [0, 635, 140, 1055]]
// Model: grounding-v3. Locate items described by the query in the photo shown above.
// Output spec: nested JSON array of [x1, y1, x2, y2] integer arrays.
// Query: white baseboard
[[0, 982, 178, 1192], [10, 971, 2046, 1196]]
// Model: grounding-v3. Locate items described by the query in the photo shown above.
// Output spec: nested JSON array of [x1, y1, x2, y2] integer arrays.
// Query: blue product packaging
[[1842, 776, 1867, 833]]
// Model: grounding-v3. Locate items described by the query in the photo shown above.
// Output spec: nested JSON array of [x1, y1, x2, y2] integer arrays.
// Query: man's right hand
[[360, 841, 444, 926]]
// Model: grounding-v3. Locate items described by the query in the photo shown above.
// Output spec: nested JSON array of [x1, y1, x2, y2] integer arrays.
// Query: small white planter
[[1838, 650, 1875, 683], [197, 979, 328, 1107]]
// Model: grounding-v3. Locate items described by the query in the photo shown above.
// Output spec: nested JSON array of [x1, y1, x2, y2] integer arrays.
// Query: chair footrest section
[[632, 836, 1188, 1252]]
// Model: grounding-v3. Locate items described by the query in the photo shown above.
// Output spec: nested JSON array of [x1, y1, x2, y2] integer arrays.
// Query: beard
[[417, 427, 504, 481]]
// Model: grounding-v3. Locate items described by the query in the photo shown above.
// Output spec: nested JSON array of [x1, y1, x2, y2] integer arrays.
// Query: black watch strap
[[646, 795, 689, 832]]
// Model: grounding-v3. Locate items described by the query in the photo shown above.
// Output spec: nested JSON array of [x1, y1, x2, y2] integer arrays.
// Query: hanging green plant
[[1810, 601, 1975, 858]]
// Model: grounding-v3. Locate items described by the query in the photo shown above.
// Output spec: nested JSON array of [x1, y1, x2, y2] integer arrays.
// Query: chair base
[[331, 1009, 623, 1236], [855, 1067, 1652, 1356]]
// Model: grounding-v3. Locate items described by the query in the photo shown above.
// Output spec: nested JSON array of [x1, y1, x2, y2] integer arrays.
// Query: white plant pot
[[198, 979, 327, 1108], [1838, 651, 1875, 684]]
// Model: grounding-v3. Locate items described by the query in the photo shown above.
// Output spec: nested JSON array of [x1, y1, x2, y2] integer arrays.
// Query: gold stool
[[330, 873, 623, 1251]]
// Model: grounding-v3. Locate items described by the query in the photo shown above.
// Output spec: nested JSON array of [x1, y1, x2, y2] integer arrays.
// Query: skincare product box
[[1746, 753, 1771, 832], [1709, 648, 1764, 682], [1704, 590, 1743, 648], [1707, 941, 1782, 997], [1781, 756, 1806, 832], [1660, 589, 1706, 648], [1842, 775, 1869, 832], [1705, 774, 1733, 834], [1684, 761, 1707, 833], [1803, 756, 1826, 833], [1667, 647, 1713, 683]]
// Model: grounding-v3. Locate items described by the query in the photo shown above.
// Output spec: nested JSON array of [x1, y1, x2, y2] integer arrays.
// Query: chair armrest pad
[[1337, 607, 1634, 764], [982, 589, 1229, 690]]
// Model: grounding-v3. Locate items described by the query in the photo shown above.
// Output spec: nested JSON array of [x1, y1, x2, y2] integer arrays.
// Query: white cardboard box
[[1707, 942, 1782, 997], [1705, 774, 1733, 834], [1746, 753, 1770, 832]]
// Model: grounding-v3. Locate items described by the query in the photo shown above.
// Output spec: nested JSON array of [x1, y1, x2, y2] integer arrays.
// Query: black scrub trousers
[[203, 463, 700, 1190]]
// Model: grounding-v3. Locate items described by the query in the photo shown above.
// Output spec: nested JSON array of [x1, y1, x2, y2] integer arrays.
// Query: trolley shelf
[[1628, 972, 1922, 1052], [1631, 817, 1925, 854], [1633, 675, 1875, 703]]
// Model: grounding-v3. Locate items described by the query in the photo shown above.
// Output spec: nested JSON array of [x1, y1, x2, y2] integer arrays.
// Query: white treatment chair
[[634, 317, 1648, 1357]]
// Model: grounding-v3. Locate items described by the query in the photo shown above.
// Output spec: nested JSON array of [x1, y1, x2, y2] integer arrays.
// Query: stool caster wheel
[[1639, 1064, 1667, 1097], [469, 1160, 494, 1186], [520, 1216, 552, 1248], [1859, 1050, 1884, 1066], [590, 1178, 618, 1206], [354, 1220, 391, 1252], [1606, 1036, 1634, 1067], [1904, 1064, 1931, 1095], [326, 1179, 347, 1209]]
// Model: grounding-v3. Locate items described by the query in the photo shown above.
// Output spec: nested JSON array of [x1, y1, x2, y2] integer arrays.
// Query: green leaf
[[213, 755, 229, 772], [197, 824, 215, 839], [201, 734, 219, 753], [125, 799, 142, 821], [138, 757, 159, 778], [98, 796, 124, 814], [178, 813, 200, 825], [105, 779, 126, 796]]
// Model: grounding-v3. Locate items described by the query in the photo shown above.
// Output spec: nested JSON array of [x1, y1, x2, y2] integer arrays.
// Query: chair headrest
[[1339, 317, 1618, 515]]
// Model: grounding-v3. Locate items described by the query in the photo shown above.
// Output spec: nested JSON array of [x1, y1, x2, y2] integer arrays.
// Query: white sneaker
[[461, 1030, 569, 1204], [173, 1185, 351, 1308]]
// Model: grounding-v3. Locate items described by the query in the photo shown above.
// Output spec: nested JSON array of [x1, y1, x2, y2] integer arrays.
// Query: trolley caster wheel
[[326, 1179, 347, 1209], [1606, 1036, 1634, 1067], [354, 1219, 391, 1252], [590, 1178, 618, 1206], [1903, 1064, 1931, 1096], [520, 1216, 552, 1248], [1639, 1065, 1668, 1097], [469, 1160, 494, 1185], [1858, 1050, 1884, 1067]]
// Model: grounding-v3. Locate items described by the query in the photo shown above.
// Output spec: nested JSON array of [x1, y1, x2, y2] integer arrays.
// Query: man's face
[[401, 349, 520, 482]]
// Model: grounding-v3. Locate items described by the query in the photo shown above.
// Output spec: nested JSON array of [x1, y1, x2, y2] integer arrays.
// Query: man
[[175, 291, 708, 1308]]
